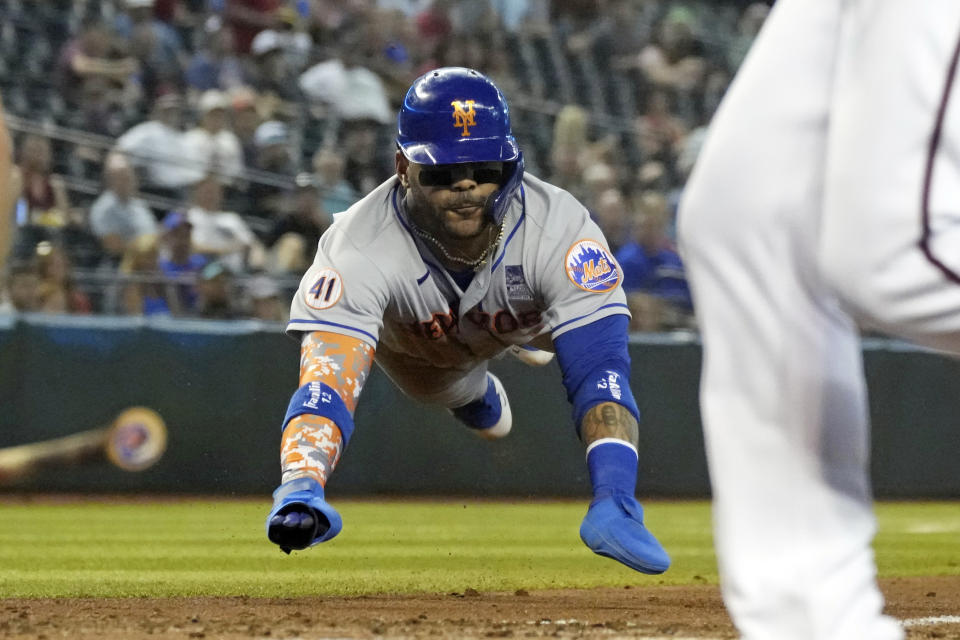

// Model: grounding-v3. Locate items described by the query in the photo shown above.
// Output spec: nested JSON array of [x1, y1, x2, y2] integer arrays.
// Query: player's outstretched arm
[[266, 330, 374, 553], [553, 314, 671, 575]]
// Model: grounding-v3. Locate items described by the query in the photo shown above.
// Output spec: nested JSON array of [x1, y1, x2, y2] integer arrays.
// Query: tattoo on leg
[[580, 402, 638, 446]]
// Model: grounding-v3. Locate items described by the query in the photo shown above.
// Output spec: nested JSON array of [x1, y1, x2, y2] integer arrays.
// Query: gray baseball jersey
[[288, 173, 629, 400]]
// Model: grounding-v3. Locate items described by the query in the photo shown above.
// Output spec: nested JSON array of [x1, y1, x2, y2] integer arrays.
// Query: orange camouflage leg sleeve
[[280, 331, 375, 485]]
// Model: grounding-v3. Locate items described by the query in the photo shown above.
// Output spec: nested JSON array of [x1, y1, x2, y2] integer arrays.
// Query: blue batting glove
[[579, 493, 671, 574], [266, 477, 342, 554]]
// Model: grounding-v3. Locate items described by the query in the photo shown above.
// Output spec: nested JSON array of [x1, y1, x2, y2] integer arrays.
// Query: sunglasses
[[417, 163, 504, 187]]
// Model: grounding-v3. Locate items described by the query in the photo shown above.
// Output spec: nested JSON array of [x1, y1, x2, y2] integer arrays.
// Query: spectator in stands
[[555, 0, 607, 59], [13, 134, 71, 229], [249, 28, 302, 105], [413, 0, 454, 70], [119, 233, 175, 316], [183, 90, 245, 186], [267, 173, 331, 271], [56, 18, 139, 110], [548, 105, 590, 202], [185, 16, 249, 94], [71, 76, 130, 138], [119, 0, 188, 101], [246, 120, 297, 220], [0, 0, 772, 322], [3, 261, 42, 312], [615, 190, 693, 331], [229, 87, 263, 169], [158, 210, 206, 314], [89, 152, 158, 267], [635, 159, 671, 194], [357, 8, 418, 101], [255, 6, 313, 72], [115, 91, 205, 198], [634, 9, 707, 94], [302, 0, 363, 42], [589, 0, 652, 65], [310, 148, 359, 215], [635, 89, 688, 169], [247, 273, 286, 322], [195, 260, 241, 319], [220, 0, 283, 56], [34, 241, 93, 314], [187, 174, 265, 273], [297, 30, 394, 126], [549, 145, 588, 205], [591, 188, 631, 255], [340, 119, 392, 195], [581, 163, 618, 211]]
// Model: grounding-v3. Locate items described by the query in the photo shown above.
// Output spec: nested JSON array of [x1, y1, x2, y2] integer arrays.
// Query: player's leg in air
[[374, 346, 512, 440], [445, 343, 554, 440], [679, 1, 903, 638]]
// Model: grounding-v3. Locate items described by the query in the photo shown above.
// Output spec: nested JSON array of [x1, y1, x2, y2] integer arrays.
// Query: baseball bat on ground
[[0, 407, 168, 484]]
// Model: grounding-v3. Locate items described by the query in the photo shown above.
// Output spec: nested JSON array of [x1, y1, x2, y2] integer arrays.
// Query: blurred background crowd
[[0, 0, 771, 330]]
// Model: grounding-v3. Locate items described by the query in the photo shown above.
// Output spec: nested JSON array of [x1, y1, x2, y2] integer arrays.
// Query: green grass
[[0, 499, 955, 598]]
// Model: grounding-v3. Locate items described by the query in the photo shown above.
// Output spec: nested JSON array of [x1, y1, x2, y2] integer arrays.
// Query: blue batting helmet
[[397, 67, 524, 223]]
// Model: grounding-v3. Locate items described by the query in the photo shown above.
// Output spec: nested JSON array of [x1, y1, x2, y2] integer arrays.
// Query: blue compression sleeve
[[282, 381, 356, 446], [553, 314, 639, 431]]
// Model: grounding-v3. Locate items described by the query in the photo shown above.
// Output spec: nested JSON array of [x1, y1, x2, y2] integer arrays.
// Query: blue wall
[[0, 315, 957, 497]]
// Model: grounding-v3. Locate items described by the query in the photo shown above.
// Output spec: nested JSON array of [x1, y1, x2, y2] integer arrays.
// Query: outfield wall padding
[[0, 315, 957, 497]]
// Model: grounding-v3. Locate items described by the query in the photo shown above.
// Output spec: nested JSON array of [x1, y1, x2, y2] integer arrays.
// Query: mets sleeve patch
[[564, 239, 622, 293], [304, 267, 344, 310]]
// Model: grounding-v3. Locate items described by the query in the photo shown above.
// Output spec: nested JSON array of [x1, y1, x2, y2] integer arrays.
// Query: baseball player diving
[[264, 67, 670, 575]]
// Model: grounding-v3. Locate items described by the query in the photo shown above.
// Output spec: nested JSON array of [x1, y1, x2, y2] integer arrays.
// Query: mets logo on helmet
[[565, 239, 622, 293], [451, 100, 477, 137]]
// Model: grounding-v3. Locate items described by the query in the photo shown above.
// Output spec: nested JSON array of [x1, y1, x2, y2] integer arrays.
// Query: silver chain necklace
[[412, 223, 504, 272]]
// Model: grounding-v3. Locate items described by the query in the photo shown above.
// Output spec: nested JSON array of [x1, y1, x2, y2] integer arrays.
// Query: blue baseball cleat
[[266, 477, 342, 554], [449, 373, 512, 440], [579, 493, 671, 574]]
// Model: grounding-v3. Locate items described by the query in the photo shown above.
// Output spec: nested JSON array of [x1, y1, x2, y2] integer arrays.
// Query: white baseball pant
[[679, 1, 960, 638]]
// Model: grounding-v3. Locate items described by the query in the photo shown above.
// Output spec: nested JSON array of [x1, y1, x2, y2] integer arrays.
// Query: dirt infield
[[0, 576, 957, 639]]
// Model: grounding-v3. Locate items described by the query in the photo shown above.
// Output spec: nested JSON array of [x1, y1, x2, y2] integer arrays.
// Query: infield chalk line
[[901, 615, 960, 628]]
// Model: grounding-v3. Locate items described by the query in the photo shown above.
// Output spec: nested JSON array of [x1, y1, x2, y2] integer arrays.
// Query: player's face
[[399, 156, 502, 239]]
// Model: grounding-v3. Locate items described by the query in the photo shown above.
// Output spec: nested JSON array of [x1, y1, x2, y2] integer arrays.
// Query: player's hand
[[266, 477, 342, 553], [579, 492, 671, 575]]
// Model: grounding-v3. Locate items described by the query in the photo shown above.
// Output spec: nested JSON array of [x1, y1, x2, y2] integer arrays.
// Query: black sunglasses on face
[[417, 163, 504, 187]]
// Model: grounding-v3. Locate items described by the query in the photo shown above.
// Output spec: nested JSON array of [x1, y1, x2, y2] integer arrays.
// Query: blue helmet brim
[[399, 135, 520, 166]]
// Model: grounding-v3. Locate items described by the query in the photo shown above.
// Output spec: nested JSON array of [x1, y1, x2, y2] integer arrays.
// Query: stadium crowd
[[0, 0, 770, 329]]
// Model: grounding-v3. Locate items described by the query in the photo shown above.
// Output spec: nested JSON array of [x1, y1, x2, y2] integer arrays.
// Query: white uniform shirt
[[182, 128, 244, 184], [288, 173, 628, 369], [116, 121, 206, 188]]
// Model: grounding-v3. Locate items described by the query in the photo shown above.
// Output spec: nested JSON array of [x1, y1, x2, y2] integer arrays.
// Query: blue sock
[[586, 440, 638, 500]]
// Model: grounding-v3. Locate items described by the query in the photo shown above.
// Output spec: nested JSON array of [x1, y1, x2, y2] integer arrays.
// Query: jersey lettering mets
[[288, 174, 629, 369]]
